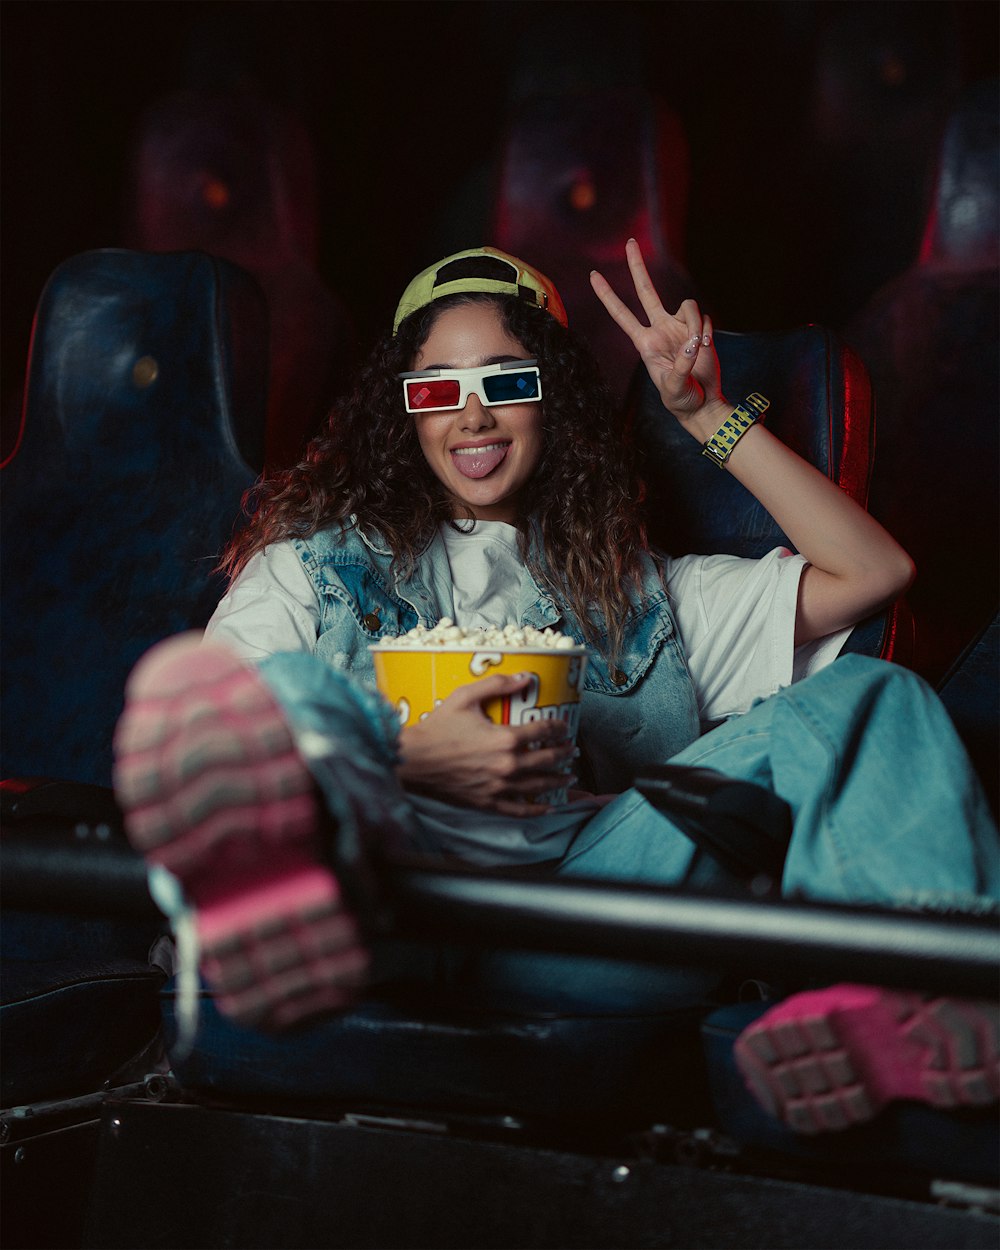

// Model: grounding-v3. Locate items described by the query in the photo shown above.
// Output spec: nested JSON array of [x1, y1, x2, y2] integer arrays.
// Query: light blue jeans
[[259, 653, 999, 1014]]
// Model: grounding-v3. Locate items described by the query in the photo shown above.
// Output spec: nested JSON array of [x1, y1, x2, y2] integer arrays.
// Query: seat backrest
[[488, 11, 694, 404], [123, 88, 353, 471], [492, 86, 693, 404], [630, 325, 908, 662], [791, 3, 964, 324], [917, 78, 999, 271], [1, 249, 267, 788], [844, 78, 999, 683]]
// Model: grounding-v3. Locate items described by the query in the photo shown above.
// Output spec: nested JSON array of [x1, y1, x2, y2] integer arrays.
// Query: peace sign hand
[[590, 238, 731, 437]]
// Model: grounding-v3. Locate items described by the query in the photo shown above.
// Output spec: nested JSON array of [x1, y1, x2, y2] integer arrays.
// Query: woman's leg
[[465, 790, 742, 1013], [669, 654, 999, 909], [114, 635, 420, 1031], [658, 654, 1000, 1132], [258, 647, 421, 869], [473, 656, 998, 1055]]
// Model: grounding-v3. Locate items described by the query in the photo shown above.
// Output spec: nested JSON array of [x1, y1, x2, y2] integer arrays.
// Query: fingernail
[[684, 347, 694, 356], [702, 334, 711, 346]]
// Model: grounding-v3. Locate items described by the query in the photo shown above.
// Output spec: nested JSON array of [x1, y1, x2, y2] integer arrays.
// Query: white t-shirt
[[206, 522, 849, 724], [440, 521, 524, 632]]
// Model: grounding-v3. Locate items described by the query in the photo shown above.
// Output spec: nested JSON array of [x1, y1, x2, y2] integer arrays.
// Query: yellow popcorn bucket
[[371, 645, 589, 804]]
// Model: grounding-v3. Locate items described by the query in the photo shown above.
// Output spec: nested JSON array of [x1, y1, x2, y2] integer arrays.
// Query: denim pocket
[[319, 563, 419, 641], [582, 595, 682, 694]]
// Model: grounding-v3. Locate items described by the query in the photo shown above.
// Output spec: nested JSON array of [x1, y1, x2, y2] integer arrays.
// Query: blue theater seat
[[1, 249, 270, 1245], [1, 248, 266, 790]]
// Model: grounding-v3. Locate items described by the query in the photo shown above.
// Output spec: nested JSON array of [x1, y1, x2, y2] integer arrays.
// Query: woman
[[114, 242, 998, 1134]]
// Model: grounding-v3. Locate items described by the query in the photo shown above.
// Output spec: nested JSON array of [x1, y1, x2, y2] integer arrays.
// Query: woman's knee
[[828, 653, 935, 708]]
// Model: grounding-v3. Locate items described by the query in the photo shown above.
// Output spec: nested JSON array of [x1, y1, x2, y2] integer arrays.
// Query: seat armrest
[[840, 598, 915, 665], [1, 777, 122, 826], [3, 830, 997, 996]]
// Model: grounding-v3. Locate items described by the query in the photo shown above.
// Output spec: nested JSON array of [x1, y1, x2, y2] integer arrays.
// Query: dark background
[[4, 0, 997, 408]]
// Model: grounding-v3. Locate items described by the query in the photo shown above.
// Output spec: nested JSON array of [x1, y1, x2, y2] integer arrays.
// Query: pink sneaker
[[113, 633, 369, 1031], [734, 984, 999, 1134]]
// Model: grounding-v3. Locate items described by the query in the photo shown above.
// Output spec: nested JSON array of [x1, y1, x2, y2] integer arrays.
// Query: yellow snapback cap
[[393, 246, 568, 334]]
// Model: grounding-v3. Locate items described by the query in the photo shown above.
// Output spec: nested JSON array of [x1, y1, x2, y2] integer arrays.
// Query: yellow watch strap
[[701, 393, 770, 468]]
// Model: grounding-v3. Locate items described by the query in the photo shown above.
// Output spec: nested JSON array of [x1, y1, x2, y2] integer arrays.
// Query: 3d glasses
[[399, 360, 542, 414]]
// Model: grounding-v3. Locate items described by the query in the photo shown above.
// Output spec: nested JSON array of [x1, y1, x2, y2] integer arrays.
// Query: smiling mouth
[[450, 442, 512, 479]]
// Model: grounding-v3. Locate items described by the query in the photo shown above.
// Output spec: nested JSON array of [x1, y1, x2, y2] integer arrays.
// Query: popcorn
[[373, 616, 580, 650]]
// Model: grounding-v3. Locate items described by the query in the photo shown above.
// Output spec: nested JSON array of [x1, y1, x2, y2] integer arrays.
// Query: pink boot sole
[[734, 983, 1000, 1134], [113, 633, 368, 1029]]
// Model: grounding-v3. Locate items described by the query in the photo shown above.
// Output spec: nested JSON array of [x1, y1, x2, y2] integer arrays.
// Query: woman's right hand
[[590, 238, 731, 439], [396, 673, 577, 817]]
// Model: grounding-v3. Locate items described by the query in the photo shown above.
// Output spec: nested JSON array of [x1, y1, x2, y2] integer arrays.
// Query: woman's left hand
[[592, 240, 915, 645], [590, 238, 731, 438]]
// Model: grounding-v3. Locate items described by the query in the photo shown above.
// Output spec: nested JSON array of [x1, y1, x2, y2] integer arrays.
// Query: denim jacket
[[293, 521, 701, 794]]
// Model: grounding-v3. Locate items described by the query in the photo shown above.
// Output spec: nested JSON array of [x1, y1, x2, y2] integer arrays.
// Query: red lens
[[406, 378, 460, 410]]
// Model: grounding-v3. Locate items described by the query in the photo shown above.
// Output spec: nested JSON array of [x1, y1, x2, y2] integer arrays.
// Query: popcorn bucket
[[370, 644, 589, 804]]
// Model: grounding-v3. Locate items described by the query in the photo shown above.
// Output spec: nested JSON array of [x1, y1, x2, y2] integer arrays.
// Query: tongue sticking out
[[451, 444, 511, 480]]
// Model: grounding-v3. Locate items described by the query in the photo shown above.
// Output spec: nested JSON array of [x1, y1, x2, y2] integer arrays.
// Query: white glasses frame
[[399, 359, 541, 414]]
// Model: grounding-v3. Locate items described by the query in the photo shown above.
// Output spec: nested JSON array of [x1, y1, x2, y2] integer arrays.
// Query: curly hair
[[219, 293, 653, 661]]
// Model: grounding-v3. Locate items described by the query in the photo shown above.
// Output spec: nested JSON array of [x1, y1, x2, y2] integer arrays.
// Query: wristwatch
[[701, 393, 770, 468]]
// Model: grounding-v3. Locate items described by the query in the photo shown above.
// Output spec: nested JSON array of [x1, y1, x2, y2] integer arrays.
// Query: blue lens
[[482, 369, 540, 404]]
